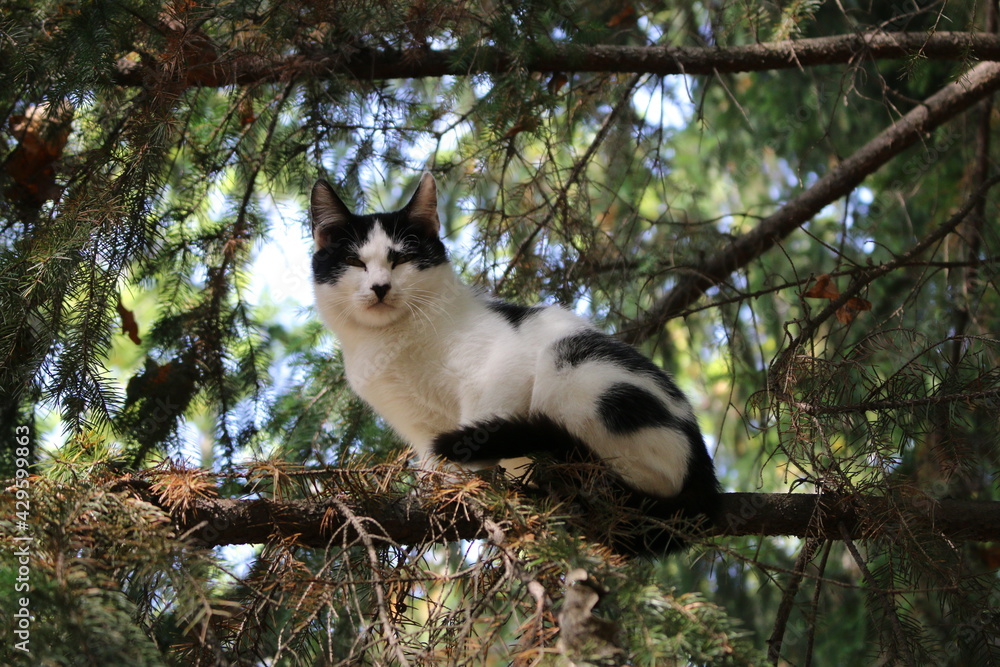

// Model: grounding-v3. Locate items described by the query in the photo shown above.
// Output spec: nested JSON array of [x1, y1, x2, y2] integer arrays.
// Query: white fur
[[313, 217, 693, 497]]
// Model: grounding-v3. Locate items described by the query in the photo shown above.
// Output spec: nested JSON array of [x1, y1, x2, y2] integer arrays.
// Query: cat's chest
[[342, 336, 462, 430], [347, 352, 450, 401]]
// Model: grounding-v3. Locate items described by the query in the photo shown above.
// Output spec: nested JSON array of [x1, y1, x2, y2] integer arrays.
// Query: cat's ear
[[311, 180, 352, 247], [403, 172, 440, 236]]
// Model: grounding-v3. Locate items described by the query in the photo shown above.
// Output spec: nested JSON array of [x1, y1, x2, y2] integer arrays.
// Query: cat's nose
[[372, 284, 391, 301]]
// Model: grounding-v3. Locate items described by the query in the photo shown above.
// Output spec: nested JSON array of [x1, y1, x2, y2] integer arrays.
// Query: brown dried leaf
[[548, 73, 568, 94], [116, 297, 142, 345], [978, 544, 1000, 570], [803, 273, 840, 300], [606, 5, 636, 27], [5, 101, 73, 205], [835, 297, 872, 323]]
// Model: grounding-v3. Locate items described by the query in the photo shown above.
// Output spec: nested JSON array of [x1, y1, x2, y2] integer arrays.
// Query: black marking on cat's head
[[310, 175, 448, 285], [553, 330, 686, 401], [487, 301, 544, 329]]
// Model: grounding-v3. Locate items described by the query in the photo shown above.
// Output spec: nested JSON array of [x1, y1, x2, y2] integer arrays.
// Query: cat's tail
[[430, 414, 582, 466], [430, 415, 720, 556]]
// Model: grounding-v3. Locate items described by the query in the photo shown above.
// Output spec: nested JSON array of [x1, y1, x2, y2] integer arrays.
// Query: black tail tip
[[431, 415, 583, 465]]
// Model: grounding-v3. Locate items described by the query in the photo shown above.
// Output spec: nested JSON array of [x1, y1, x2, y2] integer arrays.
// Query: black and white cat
[[310, 173, 721, 554]]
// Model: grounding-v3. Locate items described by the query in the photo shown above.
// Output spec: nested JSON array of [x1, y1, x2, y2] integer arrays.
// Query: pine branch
[[621, 59, 1000, 344], [767, 174, 1000, 393], [111, 32, 1000, 87], [766, 538, 823, 664], [169, 490, 1000, 548]]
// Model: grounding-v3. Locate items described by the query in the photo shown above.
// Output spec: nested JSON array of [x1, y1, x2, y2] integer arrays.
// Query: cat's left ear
[[403, 172, 440, 236], [311, 179, 352, 248]]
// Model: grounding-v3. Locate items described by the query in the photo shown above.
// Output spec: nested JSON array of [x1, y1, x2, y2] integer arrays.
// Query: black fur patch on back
[[486, 301, 544, 329], [312, 209, 447, 285], [553, 330, 685, 400], [596, 382, 676, 434]]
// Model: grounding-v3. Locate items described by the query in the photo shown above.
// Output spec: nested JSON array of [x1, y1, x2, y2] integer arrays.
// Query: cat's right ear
[[311, 180, 352, 248]]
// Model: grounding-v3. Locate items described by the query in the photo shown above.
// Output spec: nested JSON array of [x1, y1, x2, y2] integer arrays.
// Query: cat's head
[[310, 173, 450, 330]]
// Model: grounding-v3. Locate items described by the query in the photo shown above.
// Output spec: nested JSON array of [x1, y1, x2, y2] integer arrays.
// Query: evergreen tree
[[2, 1, 1000, 664]]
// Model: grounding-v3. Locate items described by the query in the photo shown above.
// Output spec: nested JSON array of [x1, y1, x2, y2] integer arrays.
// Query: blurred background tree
[[2, 0, 1000, 665]]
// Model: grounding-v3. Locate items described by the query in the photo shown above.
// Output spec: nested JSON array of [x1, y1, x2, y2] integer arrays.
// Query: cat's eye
[[345, 256, 366, 268], [391, 252, 416, 268]]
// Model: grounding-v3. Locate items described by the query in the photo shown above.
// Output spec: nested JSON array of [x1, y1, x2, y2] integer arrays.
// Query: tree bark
[[113, 32, 1000, 87], [171, 490, 1000, 548]]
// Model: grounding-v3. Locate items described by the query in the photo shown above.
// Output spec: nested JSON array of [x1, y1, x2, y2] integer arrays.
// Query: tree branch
[[172, 491, 1000, 548], [114, 31, 1000, 87], [622, 59, 1000, 344]]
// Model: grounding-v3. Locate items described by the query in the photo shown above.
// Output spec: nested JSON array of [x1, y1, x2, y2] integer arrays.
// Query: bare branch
[[171, 490, 1000, 548], [622, 61, 1000, 344], [113, 32, 1000, 86], [840, 523, 917, 667], [767, 538, 823, 664]]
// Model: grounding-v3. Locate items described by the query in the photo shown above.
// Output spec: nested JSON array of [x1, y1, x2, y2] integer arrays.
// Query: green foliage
[[0, 460, 221, 666]]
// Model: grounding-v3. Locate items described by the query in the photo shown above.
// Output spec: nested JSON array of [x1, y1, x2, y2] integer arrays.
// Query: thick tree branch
[[172, 491, 1000, 548], [622, 59, 1000, 344], [114, 31, 1000, 86]]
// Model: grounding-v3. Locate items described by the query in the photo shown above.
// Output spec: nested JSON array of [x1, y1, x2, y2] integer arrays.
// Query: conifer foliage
[[2, 1, 1000, 665]]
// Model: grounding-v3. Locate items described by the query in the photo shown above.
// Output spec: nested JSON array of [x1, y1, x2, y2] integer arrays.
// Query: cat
[[310, 173, 721, 554]]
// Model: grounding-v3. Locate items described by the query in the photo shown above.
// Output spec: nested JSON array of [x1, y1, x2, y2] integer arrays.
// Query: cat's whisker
[[402, 295, 439, 333], [405, 290, 453, 323], [405, 293, 443, 312]]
